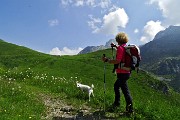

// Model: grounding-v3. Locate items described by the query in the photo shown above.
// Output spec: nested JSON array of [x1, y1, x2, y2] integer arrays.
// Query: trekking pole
[[112, 46, 114, 60], [103, 54, 106, 112], [112, 46, 116, 73]]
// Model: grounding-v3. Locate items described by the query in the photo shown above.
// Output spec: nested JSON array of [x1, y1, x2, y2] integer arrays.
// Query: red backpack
[[122, 44, 141, 72]]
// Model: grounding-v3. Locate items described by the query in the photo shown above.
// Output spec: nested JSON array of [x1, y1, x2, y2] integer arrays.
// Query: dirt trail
[[39, 94, 116, 120]]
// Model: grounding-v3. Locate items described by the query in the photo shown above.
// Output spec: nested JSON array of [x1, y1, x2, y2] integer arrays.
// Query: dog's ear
[[91, 84, 94, 88], [76, 82, 80, 87]]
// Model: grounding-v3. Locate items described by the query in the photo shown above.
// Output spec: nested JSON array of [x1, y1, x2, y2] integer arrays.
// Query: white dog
[[76, 81, 94, 101]]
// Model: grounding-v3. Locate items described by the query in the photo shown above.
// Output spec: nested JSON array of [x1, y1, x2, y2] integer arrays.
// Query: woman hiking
[[102, 32, 133, 113]]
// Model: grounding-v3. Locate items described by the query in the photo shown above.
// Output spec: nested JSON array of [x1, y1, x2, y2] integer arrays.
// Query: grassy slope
[[0, 39, 180, 120]]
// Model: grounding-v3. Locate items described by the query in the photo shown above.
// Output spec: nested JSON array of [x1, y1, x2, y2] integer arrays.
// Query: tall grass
[[0, 78, 45, 119]]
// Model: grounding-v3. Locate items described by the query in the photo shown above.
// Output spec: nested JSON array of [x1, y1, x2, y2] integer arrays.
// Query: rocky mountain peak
[[154, 25, 180, 40], [78, 39, 116, 54]]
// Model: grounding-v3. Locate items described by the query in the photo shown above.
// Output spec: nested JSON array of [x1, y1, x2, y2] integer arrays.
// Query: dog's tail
[[91, 84, 94, 89]]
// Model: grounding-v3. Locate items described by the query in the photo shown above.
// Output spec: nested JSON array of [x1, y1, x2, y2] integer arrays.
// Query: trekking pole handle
[[103, 54, 109, 63], [112, 47, 114, 59]]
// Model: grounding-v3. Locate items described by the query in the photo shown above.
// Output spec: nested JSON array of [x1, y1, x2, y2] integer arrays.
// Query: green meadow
[[0, 40, 180, 120]]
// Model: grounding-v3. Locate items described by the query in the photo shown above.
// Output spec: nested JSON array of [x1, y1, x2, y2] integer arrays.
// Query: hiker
[[102, 32, 133, 113]]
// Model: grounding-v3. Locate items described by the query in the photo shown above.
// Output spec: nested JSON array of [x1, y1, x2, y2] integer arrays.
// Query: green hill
[[0, 39, 180, 120]]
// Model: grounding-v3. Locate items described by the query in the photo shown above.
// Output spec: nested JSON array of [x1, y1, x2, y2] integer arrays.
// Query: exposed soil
[[39, 94, 117, 120]]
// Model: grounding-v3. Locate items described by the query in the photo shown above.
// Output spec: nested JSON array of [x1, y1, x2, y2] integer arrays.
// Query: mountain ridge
[[140, 25, 180, 92], [78, 39, 116, 54]]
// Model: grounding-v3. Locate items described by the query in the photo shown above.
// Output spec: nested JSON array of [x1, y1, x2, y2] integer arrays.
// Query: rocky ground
[[39, 94, 117, 120]]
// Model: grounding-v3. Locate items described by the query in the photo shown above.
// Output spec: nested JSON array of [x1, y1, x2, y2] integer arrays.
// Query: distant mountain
[[104, 39, 116, 48], [78, 45, 106, 54], [140, 25, 180, 92], [141, 26, 180, 64], [78, 39, 116, 54]]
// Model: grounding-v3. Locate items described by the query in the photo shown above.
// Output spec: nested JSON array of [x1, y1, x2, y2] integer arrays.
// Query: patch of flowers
[[0, 68, 80, 94]]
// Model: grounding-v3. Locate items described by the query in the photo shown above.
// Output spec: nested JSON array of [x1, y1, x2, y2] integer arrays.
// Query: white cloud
[[48, 19, 59, 26], [140, 20, 165, 43], [134, 29, 139, 33], [60, 0, 112, 9], [90, 8, 129, 35], [148, 0, 180, 25], [49, 47, 61, 55], [87, 15, 102, 33], [75, 0, 84, 6], [61, 0, 73, 6], [98, 0, 111, 9], [108, 5, 119, 12], [49, 47, 83, 56], [86, 0, 95, 6]]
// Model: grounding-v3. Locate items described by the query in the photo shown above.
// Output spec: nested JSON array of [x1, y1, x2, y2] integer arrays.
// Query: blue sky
[[0, 0, 180, 55]]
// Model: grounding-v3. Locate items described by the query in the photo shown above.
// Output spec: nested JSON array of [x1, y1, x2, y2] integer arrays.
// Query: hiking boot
[[126, 104, 133, 113], [107, 103, 120, 112], [113, 102, 120, 107]]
